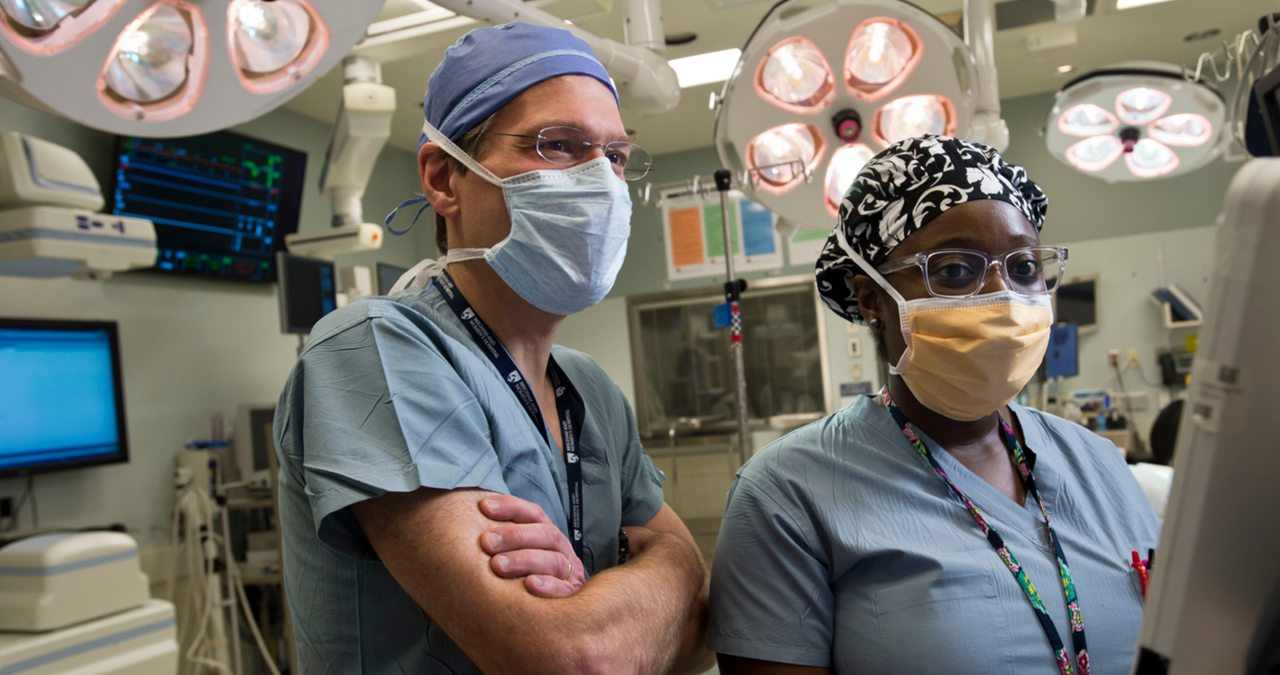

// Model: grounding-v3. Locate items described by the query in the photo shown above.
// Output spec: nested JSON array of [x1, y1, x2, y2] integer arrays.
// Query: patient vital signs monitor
[[111, 131, 306, 283], [0, 319, 129, 477]]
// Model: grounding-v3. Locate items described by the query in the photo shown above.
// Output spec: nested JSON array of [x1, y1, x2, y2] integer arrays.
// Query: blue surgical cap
[[418, 22, 618, 151]]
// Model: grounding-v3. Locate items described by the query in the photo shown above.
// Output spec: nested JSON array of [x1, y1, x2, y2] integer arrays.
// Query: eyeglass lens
[[924, 248, 1064, 296], [536, 126, 653, 180]]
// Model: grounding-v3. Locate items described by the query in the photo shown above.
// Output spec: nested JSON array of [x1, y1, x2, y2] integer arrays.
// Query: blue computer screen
[[0, 327, 124, 472], [1045, 323, 1080, 380]]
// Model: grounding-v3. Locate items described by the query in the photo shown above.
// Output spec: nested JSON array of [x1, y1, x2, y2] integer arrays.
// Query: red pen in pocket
[[1131, 551, 1149, 601]]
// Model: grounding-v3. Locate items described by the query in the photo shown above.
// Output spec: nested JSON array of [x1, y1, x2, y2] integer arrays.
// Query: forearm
[[554, 531, 705, 675], [668, 571, 713, 675]]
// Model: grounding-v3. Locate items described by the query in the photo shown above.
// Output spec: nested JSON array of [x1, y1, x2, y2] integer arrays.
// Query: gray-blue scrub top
[[708, 394, 1161, 673], [273, 286, 665, 675]]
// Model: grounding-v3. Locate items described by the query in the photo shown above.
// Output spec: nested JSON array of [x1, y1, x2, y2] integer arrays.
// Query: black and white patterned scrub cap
[[814, 134, 1049, 323]]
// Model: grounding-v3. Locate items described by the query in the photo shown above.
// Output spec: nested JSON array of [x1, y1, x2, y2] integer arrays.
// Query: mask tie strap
[[385, 193, 432, 235], [421, 120, 505, 188], [833, 226, 913, 372], [390, 256, 444, 294]]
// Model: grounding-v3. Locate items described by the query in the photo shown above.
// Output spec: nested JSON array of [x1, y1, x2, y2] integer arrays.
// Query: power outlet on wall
[[1125, 349, 1140, 367]]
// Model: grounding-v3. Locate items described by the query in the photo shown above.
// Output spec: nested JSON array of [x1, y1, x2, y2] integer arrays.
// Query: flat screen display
[[277, 252, 337, 334], [0, 320, 129, 476], [1045, 323, 1079, 379], [376, 262, 408, 295], [1056, 278, 1097, 330], [111, 131, 307, 282]]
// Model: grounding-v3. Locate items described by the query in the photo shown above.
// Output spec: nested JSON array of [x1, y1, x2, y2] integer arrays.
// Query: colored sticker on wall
[[703, 203, 740, 258], [740, 199, 776, 257], [668, 207, 705, 268]]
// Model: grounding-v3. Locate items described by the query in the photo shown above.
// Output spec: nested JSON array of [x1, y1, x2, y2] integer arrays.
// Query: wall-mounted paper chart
[[662, 190, 783, 281], [787, 227, 833, 266]]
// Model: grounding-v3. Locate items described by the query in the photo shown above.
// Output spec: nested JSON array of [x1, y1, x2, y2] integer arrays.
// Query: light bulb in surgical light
[[0, 0, 93, 31], [1058, 104, 1118, 137], [758, 38, 832, 110], [1126, 138, 1179, 178], [1064, 135, 1122, 172], [1116, 87, 1171, 125], [230, 0, 311, 74], [824, 144, 876, 214], [846, 21, 914, 86], [874, 95, 951, 146], [1148, 113, 1212, 147], [749, 124, 820, 188], [103, 5, 192, 103]]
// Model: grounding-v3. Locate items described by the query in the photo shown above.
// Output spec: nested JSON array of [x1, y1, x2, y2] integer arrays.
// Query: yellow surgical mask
[[839, 231, 1053, 421]]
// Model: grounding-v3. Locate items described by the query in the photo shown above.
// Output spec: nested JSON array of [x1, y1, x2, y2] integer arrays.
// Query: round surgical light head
[[1044, 62, 1224, 181], [715, 0, 977, 230], [824, 143, 875, 215], [0, 0, 379, 136], [845, 18, 920, 100], [756, 37, 835, 113]]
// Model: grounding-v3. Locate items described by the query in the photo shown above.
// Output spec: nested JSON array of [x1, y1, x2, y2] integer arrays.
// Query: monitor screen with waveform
[[112, 131, 307, 282]]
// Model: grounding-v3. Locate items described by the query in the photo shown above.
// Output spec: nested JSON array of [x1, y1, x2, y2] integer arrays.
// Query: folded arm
[[352, 487, 705, 675]]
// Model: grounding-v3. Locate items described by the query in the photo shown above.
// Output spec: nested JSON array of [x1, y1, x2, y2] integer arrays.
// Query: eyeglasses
[[875, 246, 1069, 298], [482, 126, 655, 181]]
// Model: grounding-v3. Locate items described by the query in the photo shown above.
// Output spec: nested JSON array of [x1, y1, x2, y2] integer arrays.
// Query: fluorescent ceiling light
[[669, 48, 741, 88], [1116, 0, 1176, 10]]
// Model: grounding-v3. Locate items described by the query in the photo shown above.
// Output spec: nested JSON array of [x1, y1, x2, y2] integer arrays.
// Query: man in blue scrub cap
[[273, 22, 713, 675]]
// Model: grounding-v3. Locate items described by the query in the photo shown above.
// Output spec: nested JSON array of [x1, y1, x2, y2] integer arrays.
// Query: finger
[[479, 494, 553, 525], [481, 523, 574, 557], [489, 550, 573, 581], [524, 575, 580, 599]]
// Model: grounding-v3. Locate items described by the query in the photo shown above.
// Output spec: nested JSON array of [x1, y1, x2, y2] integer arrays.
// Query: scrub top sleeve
[[617, 392, 666, 527], [708, 475, 835, 668], [285, 310, 509, 559]]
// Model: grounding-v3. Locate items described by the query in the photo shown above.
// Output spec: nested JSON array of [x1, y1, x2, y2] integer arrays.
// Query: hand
[[479, 494, 586, 598]]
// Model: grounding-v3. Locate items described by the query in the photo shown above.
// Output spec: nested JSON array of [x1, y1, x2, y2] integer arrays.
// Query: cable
[[28, 475, 37, 528]]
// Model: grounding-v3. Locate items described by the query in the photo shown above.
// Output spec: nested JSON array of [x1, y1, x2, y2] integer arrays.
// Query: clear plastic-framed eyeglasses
[[482, 126, 655, 181], [874, 246, 1069, 298]]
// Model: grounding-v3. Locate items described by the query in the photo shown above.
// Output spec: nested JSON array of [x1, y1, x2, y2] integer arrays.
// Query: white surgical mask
[[392, 120, 632, 316]]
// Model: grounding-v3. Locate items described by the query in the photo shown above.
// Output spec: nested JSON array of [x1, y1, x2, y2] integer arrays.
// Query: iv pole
[[641, 160, 806, 466]]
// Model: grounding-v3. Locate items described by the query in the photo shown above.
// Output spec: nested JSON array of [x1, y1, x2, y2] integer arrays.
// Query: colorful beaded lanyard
[[879, 387, 1090, 675]]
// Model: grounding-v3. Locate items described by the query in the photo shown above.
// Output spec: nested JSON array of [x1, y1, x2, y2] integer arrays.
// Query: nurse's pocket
[[873, 571, 1011, 668]]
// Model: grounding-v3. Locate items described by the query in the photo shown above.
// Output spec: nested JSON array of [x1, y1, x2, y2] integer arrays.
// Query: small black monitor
[[376, 262, 409, 295], [277, 253, 337, 335], [1253, 58, 1280, 157], [1056, 275, 1098, 334], [112, 130, 307, 282], [0, 319, 130, 477]]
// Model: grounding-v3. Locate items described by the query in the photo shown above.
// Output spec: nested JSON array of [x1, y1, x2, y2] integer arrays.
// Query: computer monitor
[[277, 252, 337, 335], [0, 319, 129, 477], [1055, 275, 1098, 334], [112, 130, 307, 282], [233, 404, 276, 487], [376, 262, 409, 295], [1044, 323, 1079, 379]]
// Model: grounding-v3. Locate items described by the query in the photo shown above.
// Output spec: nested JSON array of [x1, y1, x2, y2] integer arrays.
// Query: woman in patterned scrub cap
[[707, 135, 1161, 675]]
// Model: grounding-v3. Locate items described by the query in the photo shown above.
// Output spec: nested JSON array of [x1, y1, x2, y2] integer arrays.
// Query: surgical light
[[669, 48, 741, 88], [872, 94, 954, 146], [1126, 138, 1179, 177], [1, 0, 93, 31], [757, 37, 833, 112], [1115, 0, 1175, 9], [0, 0, 381, 136], [1045, 62, 1224, 181], [714, 0, 991, 230], [748, 123, 824, 191], [102, 4, 192, 103], [1116, 87, 1171, 125], [845, 19, 919, 99], [1058, 103, 1118, 136], [824, 143, 875, 215]]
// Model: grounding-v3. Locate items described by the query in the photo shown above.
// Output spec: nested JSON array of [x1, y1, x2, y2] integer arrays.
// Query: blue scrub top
[[273, 287, 665, 675], [708, 395, 1160, 673]]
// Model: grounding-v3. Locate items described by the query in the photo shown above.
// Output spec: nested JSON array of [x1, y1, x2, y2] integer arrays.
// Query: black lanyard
[[435, 270, 586, 559]]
